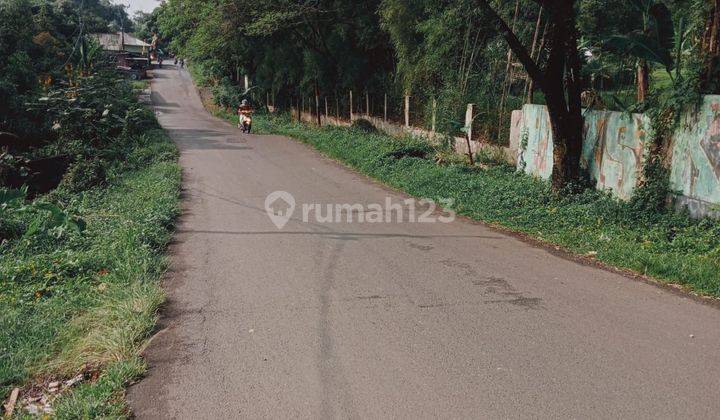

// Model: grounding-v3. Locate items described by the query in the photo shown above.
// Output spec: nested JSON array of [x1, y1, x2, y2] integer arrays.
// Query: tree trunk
[[543, 4, 584, 191], [637, 60, 649, 102], [476, 0, 584, 191], [709, 0, 719, 54], [546, 95, 583, 190]]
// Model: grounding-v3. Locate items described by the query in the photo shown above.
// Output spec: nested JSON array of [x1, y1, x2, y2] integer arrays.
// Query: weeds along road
[[128, 66, 720, 419]]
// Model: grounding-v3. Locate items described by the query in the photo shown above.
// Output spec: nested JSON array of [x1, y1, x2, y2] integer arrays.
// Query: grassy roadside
[[248, 113, 720, 297], [0, 127, 180, 417]]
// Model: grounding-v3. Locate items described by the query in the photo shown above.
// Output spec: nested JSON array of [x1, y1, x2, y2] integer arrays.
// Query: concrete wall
[[510, 96, 720, 217], [670, 95, 720, 217], [512, 104, 649, 200]]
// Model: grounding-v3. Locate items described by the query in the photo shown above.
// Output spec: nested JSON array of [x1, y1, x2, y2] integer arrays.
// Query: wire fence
[[261, 89, 507, 145]]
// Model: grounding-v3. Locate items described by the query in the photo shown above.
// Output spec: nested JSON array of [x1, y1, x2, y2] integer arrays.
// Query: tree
[[380, 0, 526, 140], [603, 1, 676, 102], [476, 0, 585, 191]]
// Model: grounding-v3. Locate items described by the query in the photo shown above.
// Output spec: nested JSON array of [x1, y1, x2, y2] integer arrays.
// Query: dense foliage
[[0, 0, 132, 140], [155, 0, 395, 110], [0, 1, 181, 415], [154, 0, 720, 193], [155, 0, 718, 133]]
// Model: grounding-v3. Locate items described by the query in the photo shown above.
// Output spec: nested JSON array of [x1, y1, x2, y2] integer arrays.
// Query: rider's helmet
[[240, 99, 249, 107]]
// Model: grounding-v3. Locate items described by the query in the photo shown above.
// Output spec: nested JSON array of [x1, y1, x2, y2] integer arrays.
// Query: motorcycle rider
[[237, 99, 253, 133]]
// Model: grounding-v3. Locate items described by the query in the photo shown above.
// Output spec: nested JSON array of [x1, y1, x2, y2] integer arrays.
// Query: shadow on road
[[168, 129, 253, 151]]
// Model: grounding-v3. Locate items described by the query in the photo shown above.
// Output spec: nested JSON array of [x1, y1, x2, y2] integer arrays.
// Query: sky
[[114, 0, 162, 15]]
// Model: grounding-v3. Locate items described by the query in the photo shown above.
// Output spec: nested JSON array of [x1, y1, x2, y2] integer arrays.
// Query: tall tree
[[476, 0, 585, 191]]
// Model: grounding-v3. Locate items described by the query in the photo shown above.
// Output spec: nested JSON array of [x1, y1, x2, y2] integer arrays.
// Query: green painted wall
[[670, 95, 720, 217], [511, 96, 720, 217]]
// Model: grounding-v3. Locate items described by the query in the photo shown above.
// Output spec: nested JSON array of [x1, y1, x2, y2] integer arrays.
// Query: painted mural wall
[[670, 95, 720, 217], [512, 104, 649, 200], [511, 96, 720, 217]]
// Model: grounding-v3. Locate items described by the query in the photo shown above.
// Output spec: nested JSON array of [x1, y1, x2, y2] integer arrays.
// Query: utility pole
[[119, 2, 129, 51]]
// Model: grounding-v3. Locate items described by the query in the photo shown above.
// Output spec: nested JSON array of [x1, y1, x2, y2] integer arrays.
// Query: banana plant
[[77, 35, 103, 77], [603, 0, 687, 100]]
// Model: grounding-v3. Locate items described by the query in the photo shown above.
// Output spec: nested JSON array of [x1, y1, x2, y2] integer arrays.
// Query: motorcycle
[[239, 114, 253, 133]]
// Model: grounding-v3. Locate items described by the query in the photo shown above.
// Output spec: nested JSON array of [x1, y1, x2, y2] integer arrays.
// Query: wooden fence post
[[384, 93, 388, 122], [350, 90, 354, 120], [366, 91, 370, 116], [315, 81, 321, 126], [336, 96, 340, 119], [432, 98, 437, 133], [315, 95, 321, 125], [325, 97, 329, 121], [404, 95, 410, 128]]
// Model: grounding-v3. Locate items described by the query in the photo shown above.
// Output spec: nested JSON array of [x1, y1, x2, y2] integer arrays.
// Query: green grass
[[131, 80, 150, 91], [250, 114, 720, 297], [0, 128, 180, 416]]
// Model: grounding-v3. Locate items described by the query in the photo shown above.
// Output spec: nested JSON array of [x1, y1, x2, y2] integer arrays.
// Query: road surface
[[128, 66, 720, 419]]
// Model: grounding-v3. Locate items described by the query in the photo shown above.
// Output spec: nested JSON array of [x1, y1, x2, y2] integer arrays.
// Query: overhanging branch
[[475, 0, 545, 87]]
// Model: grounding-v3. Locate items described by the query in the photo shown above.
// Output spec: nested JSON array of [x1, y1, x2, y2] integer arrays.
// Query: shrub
[[384, 139, 434, 160], [351, 118, 378, 133], [210, 78, 244, 109], [60, 158, 108, 193], [475, 147, 510, 167]]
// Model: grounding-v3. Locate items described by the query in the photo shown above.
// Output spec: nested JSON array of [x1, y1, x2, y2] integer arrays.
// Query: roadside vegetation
[[1, 0, 180, 416], [250, 114, 720, 297], [1, 128, 179, 416]]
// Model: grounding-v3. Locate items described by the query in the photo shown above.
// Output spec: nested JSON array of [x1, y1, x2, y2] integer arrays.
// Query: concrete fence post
[[404, 95, 410, 128], [384, 93, 388, 122], [325, 97, 329, 120], [350, 90, 354, 120], [432, 98, 437, 133], [465, 103, 474, 143], [464, 103, 475, 164]]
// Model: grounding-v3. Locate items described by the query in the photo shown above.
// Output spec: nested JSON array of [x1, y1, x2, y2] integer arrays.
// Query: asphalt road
[[128, 66, 720, 419]]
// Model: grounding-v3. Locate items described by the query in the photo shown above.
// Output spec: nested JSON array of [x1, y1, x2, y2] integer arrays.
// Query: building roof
[[93, 32, 151, 51]]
